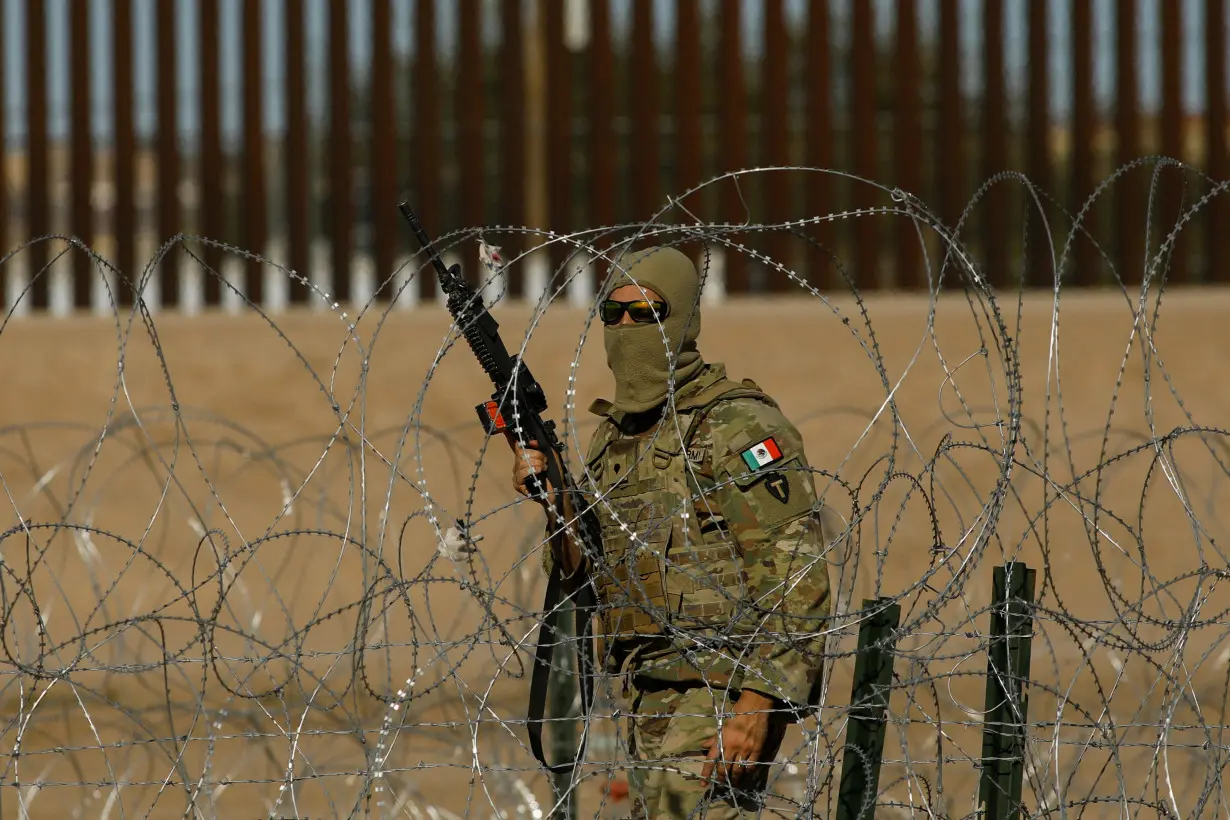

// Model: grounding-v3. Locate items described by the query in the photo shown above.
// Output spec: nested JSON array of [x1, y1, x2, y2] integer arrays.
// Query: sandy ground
[[0, 285, 1228, 818]]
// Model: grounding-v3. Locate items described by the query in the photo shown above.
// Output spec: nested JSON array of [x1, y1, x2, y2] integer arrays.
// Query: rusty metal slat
[[1159, 0, 1187, 282], [850, 0, 876, 290], [458, 0, 484, 277], [285, 0, 310, 304], [329, 0, 352, 304], [1207, 0, 1228, 282], [894, 0, 923, 290], [0, 5, 6, 308], [805, 0, 834, 290], [27, 0, 49, 309], [545, 1, 571, 271], [717, 1, 747, 292], [983, 0, 1009, 288], [157, 0, 180, 307], [1025, 0, 1052, 288], [70, 0, 93, 309], [114, 0, 136, 305], [674, 0, 702, 264], [413, 0, 440, 301], [200, 0, 223, 304], [674, 0, 701, 202], [590, 0, 615, 231], [243, 0, 266, 304], [762, 0, 791, 288], [1115, 0, 1142, 286], [937, 0, 963, 246], [500, 0, 526, 296], [1159, 1, 1183, 161], [371, 0, 396, 300], [1071, 0, 1097, 286], [630, 0, 658, 220]]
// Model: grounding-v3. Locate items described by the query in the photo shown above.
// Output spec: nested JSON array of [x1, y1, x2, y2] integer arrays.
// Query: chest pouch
[[591, 433, 746, 652]]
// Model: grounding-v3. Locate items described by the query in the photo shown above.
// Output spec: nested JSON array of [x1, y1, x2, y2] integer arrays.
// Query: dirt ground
[[1, 286, 1228, 818]]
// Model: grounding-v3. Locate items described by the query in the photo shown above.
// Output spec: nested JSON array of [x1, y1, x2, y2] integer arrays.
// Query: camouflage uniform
[[546, 362, 831, 818]]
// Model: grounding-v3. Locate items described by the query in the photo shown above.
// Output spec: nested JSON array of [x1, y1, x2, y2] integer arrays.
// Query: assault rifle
[[398, 203, 600, 782]]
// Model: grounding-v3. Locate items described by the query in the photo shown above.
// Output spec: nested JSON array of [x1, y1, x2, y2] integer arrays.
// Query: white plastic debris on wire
[[438, 519, 482, 560], [478, 237, 507, 308], [478, 238, 504, 274]]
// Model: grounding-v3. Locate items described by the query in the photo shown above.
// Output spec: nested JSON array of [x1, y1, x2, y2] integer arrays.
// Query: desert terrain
[[1, 285, 1228, 818]]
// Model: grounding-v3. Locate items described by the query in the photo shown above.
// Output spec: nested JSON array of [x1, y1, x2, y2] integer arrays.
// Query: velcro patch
[[740, 437, 783, 472], [742, 465, 815, 531]]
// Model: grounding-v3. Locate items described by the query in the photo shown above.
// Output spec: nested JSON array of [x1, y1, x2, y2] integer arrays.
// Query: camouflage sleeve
[[539, 521, 585, 580], [539, 510, 592, 581], [699, 397, 832, 710]]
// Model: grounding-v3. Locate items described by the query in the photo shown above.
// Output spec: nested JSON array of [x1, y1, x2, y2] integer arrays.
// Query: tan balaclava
[[602, 245, 705, 414]]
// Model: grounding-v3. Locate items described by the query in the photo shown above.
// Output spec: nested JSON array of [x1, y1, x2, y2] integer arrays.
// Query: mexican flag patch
[[741, 437, 783, 471]]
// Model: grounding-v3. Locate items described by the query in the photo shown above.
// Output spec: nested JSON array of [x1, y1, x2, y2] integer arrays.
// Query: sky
[[0, 0, 1224, 149]]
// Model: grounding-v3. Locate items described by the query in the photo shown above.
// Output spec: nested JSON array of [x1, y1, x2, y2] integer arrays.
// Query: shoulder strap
[[587, 378, 779, 454], [526, 554, 596, 779], [678, 378, 779, 446]]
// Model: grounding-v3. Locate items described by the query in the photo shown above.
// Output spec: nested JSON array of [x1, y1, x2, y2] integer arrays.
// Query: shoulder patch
[[735, 459, 817, 531], [739, 436, 784, 472], [763, 472, 791, 504]]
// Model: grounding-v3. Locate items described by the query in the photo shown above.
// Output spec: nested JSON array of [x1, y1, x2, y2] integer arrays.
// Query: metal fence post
[[836, 597, 901, 820], [977, 562, 1036, 820]]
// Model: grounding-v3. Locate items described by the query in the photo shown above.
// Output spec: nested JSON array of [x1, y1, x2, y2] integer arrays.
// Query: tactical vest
[[583, 376, 780, 661]]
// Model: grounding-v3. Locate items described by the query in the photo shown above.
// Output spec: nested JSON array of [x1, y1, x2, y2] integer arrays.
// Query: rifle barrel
[[397, 202, 452, 281]]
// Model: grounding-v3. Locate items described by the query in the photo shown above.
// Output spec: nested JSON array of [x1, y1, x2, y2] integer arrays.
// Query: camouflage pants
[[624, 681, 789, 819]]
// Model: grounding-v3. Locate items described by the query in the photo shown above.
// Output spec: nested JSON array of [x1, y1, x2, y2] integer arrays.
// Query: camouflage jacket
[[544, 363, 831, 710]]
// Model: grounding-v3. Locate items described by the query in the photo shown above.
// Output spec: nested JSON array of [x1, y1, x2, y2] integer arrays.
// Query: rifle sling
[[527, 526, 597, 779]]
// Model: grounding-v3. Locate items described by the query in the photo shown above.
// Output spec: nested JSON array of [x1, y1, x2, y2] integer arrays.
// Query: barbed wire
[[0, 161, 1227, 819]]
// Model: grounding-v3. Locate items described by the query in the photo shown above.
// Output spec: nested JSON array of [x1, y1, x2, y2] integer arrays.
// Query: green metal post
[[549, 600, 577, 820], [836, 597, 901, 820], [977, 562, 1036, 820]]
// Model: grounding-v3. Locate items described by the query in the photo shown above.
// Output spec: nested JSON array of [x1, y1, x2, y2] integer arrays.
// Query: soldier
[[512, 245, 831, 818]]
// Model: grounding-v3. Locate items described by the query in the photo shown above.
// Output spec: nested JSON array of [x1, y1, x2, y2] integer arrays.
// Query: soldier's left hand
[[700, 689, 777, 788]]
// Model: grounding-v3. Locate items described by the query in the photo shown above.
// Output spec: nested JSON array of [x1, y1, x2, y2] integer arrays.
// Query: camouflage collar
[[588, 362, 729, 423]]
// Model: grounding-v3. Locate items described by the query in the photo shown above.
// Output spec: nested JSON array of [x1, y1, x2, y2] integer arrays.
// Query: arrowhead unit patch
[[764, 473, 790, 504]]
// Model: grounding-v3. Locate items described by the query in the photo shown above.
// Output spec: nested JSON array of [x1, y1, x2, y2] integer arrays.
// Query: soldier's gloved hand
[[700, 690, 776, 788], [510, 437, 554, 504]]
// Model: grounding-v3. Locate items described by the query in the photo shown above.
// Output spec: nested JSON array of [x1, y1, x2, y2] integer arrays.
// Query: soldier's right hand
[[511, 438, 553, 502]]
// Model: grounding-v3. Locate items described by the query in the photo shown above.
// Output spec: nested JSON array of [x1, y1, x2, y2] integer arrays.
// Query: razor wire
[[0, 162, 1228, 819]]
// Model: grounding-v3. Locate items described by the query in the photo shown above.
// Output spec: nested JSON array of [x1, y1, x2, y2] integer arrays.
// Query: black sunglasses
[[600, 299, 670, 326]]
